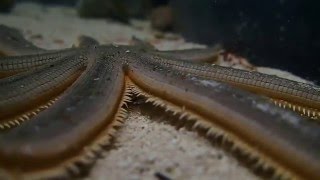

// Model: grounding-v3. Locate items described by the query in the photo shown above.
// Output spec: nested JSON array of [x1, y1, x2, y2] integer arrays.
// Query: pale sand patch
[[2, 2, 310, 180], [86, 108, 256, 180]]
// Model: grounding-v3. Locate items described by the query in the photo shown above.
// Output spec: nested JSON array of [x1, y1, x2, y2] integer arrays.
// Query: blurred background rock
[[2, 0, 319, 82]]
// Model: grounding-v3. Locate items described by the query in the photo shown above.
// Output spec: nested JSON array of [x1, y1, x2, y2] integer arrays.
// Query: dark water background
[[170, 0, 320, 84]]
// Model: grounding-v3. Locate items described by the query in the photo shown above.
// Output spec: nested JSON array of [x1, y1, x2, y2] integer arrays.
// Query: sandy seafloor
[[0, 3, 311, 180]]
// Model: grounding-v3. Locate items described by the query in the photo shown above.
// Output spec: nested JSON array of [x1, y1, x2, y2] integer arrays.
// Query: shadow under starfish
[[0, 25, 319, 179]]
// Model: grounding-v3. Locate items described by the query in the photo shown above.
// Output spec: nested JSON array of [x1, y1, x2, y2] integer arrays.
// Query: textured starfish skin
[[0, 25, 319, 179]]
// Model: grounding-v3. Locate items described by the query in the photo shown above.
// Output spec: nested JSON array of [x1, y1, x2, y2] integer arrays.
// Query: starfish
[[0, 25, 319, 180]]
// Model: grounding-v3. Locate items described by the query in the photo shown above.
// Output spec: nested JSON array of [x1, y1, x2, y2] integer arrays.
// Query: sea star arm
[[125, 38, 319, 116], [0, 25, 46, 56], [130, 36, 156, 50], [151, 46, 223, 63], [76, 35, 100, 48], [125, 54, 320, 179], [0, 48, 80, 78], [0, 46, 129, 179], [130, 36, 222, 63], [0, 25, 99, 78], [142, 53, 320, 119], [0, 27, 319, 179], [0, 53, 87, 129], [2, 46, 319, 179]]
